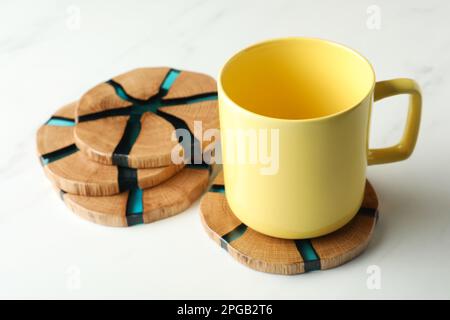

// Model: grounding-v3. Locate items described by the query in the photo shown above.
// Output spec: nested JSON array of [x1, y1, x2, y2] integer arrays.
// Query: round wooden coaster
[[61, 167, 211, 227], [200, 172, 379, 275], [74, 67, 219, 168], [37, 102, 183, 196]]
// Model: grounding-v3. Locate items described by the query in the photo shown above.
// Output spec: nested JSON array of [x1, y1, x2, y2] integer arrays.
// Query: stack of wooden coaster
[[36, 67, 219, 227]]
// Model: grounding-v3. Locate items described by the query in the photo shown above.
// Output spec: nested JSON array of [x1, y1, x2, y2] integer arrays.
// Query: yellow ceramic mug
[[218, 37, 422, 239]]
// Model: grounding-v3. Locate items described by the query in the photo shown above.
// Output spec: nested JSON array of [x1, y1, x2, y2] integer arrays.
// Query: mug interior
[[220, 38, 375, 120]]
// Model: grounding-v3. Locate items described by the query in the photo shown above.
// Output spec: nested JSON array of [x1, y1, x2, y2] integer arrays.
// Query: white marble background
[[0, 0, 449, 299]]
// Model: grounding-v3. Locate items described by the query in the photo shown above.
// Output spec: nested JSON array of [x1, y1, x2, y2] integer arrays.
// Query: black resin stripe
[[220, 223, 248, 250], [185, 163, 212, 171], [77, 106, 132, 123], [294, 239, 321, 272], [46, 116, 75, 122], [125, 187, 144, 226], [358, 207, 377, 217], [209, 184, 225, 193], [161, 92, 218, 107], [126, 214, 144, 226], [118, 167, 138, 192], [112, 114, 142, 167], [40, 144, 79, 166]]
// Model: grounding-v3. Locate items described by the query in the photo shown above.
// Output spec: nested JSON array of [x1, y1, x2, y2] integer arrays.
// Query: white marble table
[[1, 0, 449, 299]]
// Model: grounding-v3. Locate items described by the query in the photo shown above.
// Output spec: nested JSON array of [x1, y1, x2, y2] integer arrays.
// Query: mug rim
[[218, 37, 376, 123]]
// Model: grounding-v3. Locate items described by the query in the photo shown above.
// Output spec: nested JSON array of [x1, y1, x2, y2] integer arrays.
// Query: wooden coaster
[[74, 67, 219, 168], [200, 172, 379, 275], [61, 167, 211, 227], [37, 102, 183, 196]]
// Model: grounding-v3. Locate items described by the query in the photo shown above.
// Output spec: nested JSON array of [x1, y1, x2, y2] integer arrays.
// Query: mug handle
[[368, 78, 422, 165]]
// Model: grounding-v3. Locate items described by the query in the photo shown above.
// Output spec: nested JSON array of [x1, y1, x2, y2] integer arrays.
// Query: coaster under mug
[[200, 172, 379, 275]]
